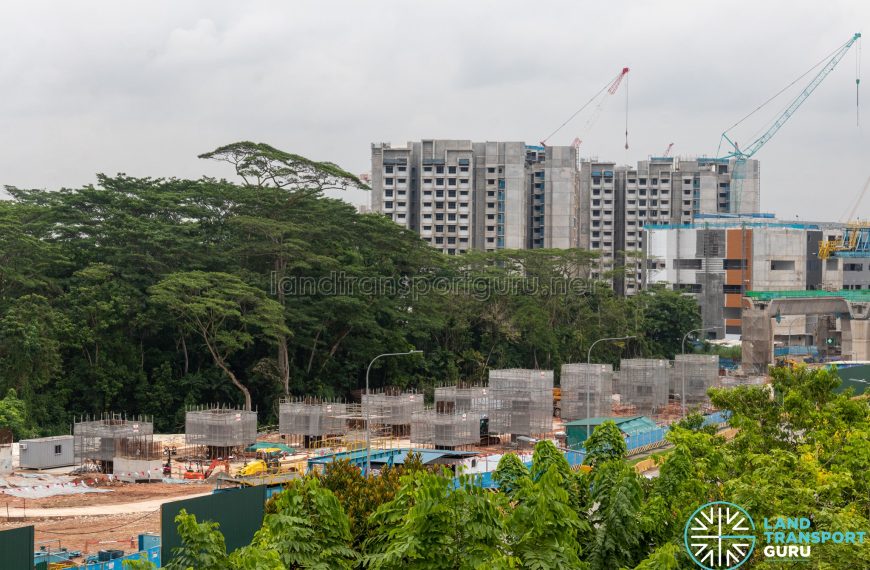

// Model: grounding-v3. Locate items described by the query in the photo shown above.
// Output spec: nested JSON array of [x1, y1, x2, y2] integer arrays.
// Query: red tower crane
[[540, 67, 630, 148]]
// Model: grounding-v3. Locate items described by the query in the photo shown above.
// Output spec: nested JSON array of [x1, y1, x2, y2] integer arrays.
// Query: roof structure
[[563, 416, 657, 433], [746, 290, 870, 301]]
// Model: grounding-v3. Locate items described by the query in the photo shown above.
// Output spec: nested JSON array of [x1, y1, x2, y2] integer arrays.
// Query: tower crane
[[540, 67, 630, 148], [662, 143, 674, 158], [717, 32, 861, 213]]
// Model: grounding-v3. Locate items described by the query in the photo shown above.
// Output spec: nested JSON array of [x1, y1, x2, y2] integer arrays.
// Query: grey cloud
[[0, 0, 867, 221]]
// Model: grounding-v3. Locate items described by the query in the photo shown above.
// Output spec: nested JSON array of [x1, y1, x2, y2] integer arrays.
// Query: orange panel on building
[[724, 293, 742, 308], [725, 228, 752, 289]]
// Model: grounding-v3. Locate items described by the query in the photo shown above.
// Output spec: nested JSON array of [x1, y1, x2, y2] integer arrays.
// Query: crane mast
[[718, 33, 860, 215], [719, 32, 861, 161]]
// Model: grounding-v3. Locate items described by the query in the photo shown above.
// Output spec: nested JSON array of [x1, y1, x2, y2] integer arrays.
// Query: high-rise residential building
[[578, 156, 761, 294], [371, 140, 578, 254]]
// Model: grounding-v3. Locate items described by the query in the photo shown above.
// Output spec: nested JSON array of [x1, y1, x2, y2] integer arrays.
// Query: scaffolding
[[561, 363, 613, 421], [73, 414, 154, 474], [310, 403, 398, 453], [434, 386, 489, 416], [671, 355, 720, 404], [488, 369, 553, 438], [361, 391, 423, 436], [618, 359, 670, 416], [411, 409, 479, 449], [278, 399, 348, 447], [185, 406, 257, 458]]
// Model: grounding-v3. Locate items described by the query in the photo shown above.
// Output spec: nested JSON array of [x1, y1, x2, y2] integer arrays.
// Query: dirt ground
[[0, 480, 210, 558], [1, 479, 209, 509], [0, 511, 161, 557]]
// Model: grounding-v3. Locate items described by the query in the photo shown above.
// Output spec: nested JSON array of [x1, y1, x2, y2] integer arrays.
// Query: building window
[[448, 178, 457, 186], [385, 166, 394, 174], [448, 166, 457, 174], [723, 284, 743, 294], [770, 260, 796, 271], [487, 167, 496, 174], [385, 178, 394, 185], [436, 166, 445, 174], [55, 444, 62, 455], [436, 178, 444, 186], [844, 263, 864, 271], [723, 259, 746, 270], [673, 283, 702, 293]]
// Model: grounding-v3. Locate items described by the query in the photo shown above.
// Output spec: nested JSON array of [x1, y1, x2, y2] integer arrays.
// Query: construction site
[[0, 359, 751, 568]]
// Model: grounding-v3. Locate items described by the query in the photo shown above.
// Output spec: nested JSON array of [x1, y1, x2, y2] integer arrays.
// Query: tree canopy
[[0, 142, 699, 434]]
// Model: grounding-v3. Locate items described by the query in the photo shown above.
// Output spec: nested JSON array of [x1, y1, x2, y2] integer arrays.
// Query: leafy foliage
[[582, 420, 627, 468], [253, 477, 356, 569], [492, 452, 530, 497]]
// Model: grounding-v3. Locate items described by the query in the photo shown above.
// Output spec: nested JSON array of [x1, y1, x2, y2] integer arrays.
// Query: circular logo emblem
[[684, 501, 756, 569]]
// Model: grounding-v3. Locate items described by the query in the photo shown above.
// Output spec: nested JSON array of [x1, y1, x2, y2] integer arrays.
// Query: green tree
[[254, 477, 356, 569], [583, 420, 627, 468], [0, 388, 30, 439], [632, 286, 701, 359], [364, 470, 504, 569], [500, 466, 587, 569], [492, 453, 530, 497], [150, 271, 289, 410], [587, 459, 643, 570]]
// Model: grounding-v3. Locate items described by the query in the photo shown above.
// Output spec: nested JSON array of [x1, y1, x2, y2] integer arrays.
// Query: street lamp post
[[364, 350, 423, 477], [586, 336, 635, 441], [680, 326, 722, 416]]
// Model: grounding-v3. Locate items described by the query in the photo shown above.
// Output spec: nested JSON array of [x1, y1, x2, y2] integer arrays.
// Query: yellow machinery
[[819, 222, 870, 260], [819, 175, 870, 260], [239, 459, 267, 477], [238, 449, 282, 477]]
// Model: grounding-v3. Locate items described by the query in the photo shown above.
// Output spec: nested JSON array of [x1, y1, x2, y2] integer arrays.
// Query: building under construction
[[434, 386, 489, 416], [617, 359, 669, 416], [488, 369, 553, 438], [73, 414, 155, 474], [411, 409, 479, 449], [361, 391, 423, 436], [561, 363, 613, 421], [671, 354, 720, 404], [185, 407, 257, 459], [279, 399, 347, 448]]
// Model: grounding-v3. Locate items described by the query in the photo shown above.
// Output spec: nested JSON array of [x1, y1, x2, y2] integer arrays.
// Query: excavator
[[238, 449, 282, 477], [183, 458, 229, 480]]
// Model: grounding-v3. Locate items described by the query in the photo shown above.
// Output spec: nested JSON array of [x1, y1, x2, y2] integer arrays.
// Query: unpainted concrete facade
[[742, 295, 870, 373], [371, 140, 578, 254]]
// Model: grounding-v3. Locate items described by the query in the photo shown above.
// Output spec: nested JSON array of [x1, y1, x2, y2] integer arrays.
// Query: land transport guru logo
[[684, 501, 755, 569], [684, 501, 867, 568]]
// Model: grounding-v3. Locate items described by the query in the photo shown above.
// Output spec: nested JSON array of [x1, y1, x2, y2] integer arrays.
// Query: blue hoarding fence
[[472, 411, 731, 489], [75, 546, 160, 569]]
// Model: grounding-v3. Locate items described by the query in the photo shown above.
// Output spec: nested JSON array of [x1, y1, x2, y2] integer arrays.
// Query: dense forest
[[0, 142, 699, 436], [131, 367, 870, 569]]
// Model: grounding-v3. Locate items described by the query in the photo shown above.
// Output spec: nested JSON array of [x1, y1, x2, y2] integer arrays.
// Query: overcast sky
[[1, 1, 868, 220]]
